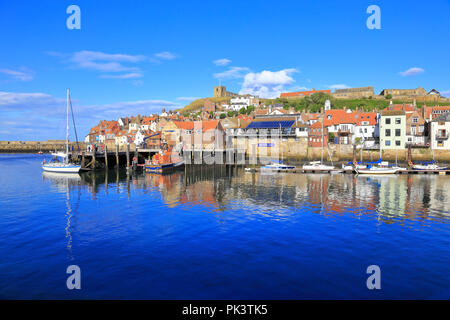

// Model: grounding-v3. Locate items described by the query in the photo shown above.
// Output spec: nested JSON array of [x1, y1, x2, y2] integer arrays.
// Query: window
[[385, 140, 391, 146], [395, 118, 401, 124], [413, 117, 418, 123], [364, 128, 368, 133], [395, 129, 401, 136], [385, 129, 391, 137], [385, 118, 391, 125], [395, 140, 401, 146], [419, 126, 424, 133]]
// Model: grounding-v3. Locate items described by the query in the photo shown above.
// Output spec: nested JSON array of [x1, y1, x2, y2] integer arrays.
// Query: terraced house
[[379, 110, 406, 150], [430, 113, 450, 150]]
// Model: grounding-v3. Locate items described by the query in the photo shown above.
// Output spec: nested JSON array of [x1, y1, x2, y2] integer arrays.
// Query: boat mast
[[66, 89, 69, 162], [321, 115, 324, 164]]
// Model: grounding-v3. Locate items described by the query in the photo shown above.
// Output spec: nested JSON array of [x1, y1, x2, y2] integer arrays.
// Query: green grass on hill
[[177, 97, 231, 114], [177, 93, 449, 115]]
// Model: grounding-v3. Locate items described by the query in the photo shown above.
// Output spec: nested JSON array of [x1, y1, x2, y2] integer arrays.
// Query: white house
[[229, 96, 254, 111], [354, 112, 379, 147], [430, 113, 450, 150]]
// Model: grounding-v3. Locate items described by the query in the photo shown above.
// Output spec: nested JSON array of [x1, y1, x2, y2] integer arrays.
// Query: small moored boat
[[356, 161, 398, 175], [145, 143, 184, 174], [302, 161, 335, 171], [260, 160, 295, 172]]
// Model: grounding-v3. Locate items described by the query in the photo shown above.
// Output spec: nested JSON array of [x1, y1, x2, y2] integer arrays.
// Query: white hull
[[260, 165, 296, 171], [412, 164, 447, 171], [302, 164, 335, 171], [356, 167, 397, 174], [42, 164, 81, 173]]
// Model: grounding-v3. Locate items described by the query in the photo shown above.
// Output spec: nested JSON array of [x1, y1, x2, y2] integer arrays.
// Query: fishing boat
[[145, 143, 184, 173], [42, 89, 81, 174], [260, 160, 296, 172]]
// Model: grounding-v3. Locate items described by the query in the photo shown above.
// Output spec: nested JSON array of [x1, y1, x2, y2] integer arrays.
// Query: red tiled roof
[[356, 112, 378, 126], [323, 110, 358, 126], [173, 121, 195, 130]]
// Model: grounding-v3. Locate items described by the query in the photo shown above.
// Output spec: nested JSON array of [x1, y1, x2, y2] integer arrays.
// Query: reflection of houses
[[430, 113, 450, 150], [376, 176, 407, 218]]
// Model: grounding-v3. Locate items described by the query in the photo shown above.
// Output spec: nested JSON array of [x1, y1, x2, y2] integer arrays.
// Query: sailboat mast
[[321, 115, 324, 163], [66, 89, 69, 159]]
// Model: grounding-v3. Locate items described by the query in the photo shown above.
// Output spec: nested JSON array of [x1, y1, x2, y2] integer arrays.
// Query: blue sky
[[0, 0, 449, 140]]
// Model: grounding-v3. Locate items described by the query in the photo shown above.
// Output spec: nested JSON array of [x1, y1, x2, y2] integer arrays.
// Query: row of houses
[[86, 102, 450, 152]]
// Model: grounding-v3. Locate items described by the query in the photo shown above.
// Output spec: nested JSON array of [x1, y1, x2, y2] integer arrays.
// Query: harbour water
[[0, 153, 449, 299]]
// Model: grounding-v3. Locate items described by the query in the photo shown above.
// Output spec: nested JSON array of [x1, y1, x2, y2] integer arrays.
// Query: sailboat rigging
[[42, 89, 81, 173]]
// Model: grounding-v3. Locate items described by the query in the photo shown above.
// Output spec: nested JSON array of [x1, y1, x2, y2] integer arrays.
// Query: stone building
[[332, 86, 374, 99], [213, 86, 236, 98], [379, 87, 427, 98]]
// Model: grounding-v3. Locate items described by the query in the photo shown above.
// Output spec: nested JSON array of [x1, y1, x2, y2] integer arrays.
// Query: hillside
[[177, 97, 231, 114], [177, 94, 449, 115]]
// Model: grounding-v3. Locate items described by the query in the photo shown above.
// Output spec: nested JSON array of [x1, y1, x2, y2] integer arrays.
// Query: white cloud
[[0, 90, 179, 140], [239, 68, 298, 99], [328, 84, 350, 90], [0, 68, 33, 81], [214, 67, 250, 80], [399, 67, 425, 77], [213, 58, 231, 66], [100, 73, 144, 79], [441, 90, 450, 98], [154, 51, 177, 60], [70, 50, 146, 72]]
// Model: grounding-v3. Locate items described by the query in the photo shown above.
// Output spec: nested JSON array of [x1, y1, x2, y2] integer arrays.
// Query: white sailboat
[[303, 115, 335, 171], [42, 89, 81, 173], [411, 148, 447, 170], [356, 142, 398, 175]]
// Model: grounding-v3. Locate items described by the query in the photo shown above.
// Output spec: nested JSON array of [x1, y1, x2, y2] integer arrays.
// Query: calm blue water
[[0, 153, 449, 299]]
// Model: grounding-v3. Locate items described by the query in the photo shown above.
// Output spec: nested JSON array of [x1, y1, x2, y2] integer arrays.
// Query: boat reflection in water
[[43, 167, 450, 225], [42, 171, 82, 260]]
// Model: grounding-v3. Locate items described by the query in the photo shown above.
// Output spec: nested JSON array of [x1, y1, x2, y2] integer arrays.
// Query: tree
[[239, 107, 247, 114], [219, 113, 226, 119], [385, 94, 392, 99]]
